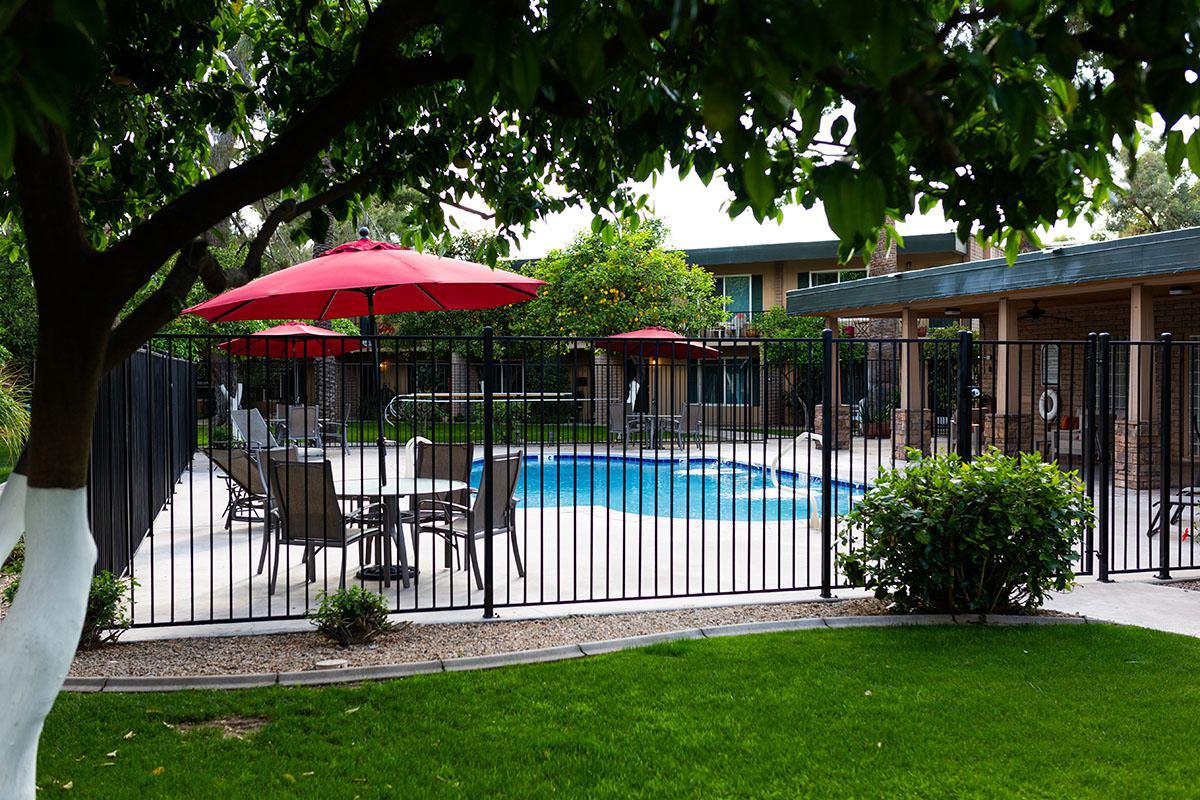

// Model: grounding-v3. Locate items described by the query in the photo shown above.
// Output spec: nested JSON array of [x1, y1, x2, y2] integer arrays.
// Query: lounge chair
[[265, 459, 387, 595], [230, 407, 323, 459], [208, 447, 270, 530], [416, 451, 525, 590], [1146, 487, 1200, 539]]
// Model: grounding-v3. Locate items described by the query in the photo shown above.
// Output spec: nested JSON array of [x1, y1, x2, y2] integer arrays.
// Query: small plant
[[310, 586, 393, 646], [3, 569, 137, 648], [839, 448, 1093, 615]]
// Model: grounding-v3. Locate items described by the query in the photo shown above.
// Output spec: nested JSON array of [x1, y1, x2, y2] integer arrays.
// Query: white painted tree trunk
[[0, 487, 95, 799]]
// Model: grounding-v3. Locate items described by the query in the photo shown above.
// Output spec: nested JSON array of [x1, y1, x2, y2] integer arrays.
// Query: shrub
[[3, 569, 137, 648], [839, 448, 1093, 615], [310, 587, 393, 646]]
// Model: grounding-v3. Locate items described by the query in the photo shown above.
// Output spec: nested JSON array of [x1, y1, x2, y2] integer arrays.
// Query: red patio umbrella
[[186, 234, 545, 482], [185, 238, 543, 322], [597, 326, 720, 360], [218, 322, 364, 359]]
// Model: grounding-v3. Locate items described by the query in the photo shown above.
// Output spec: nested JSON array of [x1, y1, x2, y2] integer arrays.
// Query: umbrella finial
[[358, 226, 370, 239]]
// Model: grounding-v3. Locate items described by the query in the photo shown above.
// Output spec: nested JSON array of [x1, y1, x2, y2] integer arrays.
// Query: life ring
[[1038, 388, 1059, 421]]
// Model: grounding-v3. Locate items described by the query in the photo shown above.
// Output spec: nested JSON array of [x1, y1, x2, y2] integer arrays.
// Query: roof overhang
[[786, 227, 1200, 318]]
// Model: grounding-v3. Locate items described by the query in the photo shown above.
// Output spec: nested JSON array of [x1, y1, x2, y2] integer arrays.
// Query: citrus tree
[[0, 2, 1198, 795]]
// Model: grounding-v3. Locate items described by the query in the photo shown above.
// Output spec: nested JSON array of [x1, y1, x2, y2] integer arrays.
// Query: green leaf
[[510, 35, 541, 107], [1164, 130, 1186, 176]]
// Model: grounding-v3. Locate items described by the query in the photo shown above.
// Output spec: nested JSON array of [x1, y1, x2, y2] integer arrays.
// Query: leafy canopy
[[1104, 133, 1200, 238], [3, 0, 1199, 279]]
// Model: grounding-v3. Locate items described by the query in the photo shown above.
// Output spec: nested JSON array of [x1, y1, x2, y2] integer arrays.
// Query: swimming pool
[[470, 455, 863, 522]]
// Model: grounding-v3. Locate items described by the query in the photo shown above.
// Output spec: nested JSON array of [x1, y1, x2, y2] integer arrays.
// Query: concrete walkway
[[1048, 578, 1200, 637]]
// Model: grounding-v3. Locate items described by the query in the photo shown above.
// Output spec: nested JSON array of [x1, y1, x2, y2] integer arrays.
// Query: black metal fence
[[92, 330, 1198, 627], [89, 347, 196, 575]]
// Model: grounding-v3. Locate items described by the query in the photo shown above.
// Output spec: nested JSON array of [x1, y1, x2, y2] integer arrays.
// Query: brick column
[[814, 402, 852, 448], [986, 413, 1035, 456], [450, 351, 471, 418], [1114, 421, 1162, 490], [893, 408, 934, 459]]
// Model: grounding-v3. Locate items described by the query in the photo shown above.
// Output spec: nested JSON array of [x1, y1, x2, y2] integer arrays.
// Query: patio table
[[335, 477, 467, 588]]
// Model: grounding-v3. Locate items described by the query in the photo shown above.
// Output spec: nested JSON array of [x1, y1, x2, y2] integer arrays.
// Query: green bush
[[839, 448, 1092, 614], [310, 587, 393, 647], [3, 569, 137, 649]]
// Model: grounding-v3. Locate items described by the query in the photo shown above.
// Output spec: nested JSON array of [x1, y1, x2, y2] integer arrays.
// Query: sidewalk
[[1047, 579, 1200, 637]]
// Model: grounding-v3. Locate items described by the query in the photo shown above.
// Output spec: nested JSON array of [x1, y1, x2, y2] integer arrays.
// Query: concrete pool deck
[[118, 439, 1199, 635]]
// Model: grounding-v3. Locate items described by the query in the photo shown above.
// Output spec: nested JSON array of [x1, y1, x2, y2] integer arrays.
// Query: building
[[785, 226, 1200, 488]]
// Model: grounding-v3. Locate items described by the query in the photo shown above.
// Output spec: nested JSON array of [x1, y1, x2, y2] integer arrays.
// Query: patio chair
[[1145, 487, 1200, 539], [415, 451, 525, 590], [286, 404, 323, 447], [231, 407, 323, 459], [607, 400, 646, 443], [668, 401, 703, 442], [266, 459, 387, 595], [407, 442, 472, 566], [321, 402, 351, 446]]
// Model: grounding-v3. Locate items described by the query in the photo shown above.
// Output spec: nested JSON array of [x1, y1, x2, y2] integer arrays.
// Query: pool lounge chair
[[230, 408, 324, 459]]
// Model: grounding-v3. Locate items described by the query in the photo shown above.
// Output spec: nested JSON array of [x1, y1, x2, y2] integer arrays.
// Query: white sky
[[455, 166, 1098, 259]]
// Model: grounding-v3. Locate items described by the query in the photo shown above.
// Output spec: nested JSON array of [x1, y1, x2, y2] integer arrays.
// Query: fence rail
[[83, 330, 1200, 627]]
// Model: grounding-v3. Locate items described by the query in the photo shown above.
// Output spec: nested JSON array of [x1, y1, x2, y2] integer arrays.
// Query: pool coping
[[63, 613, 1101, 693]]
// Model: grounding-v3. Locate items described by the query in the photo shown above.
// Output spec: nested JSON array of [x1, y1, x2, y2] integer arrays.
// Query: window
[[1042, 344, 1060, 387], [716, 275, 754, 318], [800, 269, 867, 288], [688, 358, 761, 405]]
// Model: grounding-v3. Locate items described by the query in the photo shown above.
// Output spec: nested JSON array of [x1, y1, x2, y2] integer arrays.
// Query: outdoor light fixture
[[1169, 286, 1193, 296], [944, 307, 962, 317]]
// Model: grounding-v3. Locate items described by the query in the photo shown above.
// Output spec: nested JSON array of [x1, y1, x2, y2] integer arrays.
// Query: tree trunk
[[0, 313, 109, 799]]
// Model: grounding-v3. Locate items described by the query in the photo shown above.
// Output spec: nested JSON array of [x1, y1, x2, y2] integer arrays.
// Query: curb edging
[[62, 613, 1097, 694]]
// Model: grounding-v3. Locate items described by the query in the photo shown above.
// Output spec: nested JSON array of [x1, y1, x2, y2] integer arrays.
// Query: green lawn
[[41, 624, 1198, 798]]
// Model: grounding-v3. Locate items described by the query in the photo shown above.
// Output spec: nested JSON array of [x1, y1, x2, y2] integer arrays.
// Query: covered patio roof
[[785, 227, 1200, 318]]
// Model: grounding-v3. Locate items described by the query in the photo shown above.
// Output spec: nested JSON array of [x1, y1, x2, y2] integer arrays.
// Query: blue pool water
[[469, 455, 863, 521]]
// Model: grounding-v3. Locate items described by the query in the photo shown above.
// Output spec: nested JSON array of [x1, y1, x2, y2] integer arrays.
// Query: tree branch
[[104, 0, 463, 295], [103, 171, 374, 370]]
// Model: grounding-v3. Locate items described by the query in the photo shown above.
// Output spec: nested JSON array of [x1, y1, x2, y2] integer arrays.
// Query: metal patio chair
[[266, 459, 386, 595], [415, 451, 525, 590], [607, 399, 646, 443], [286, 404, 323, 447], [405, 442, 473, 567]]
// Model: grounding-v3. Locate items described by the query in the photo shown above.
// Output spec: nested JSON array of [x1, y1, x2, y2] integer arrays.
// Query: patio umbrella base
[[356, 564, 418, 582]]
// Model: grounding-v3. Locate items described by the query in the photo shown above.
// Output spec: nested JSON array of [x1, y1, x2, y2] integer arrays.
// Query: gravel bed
[[0, 573, 14, 623], [71, 598, 892, 678], [1165, 580, 1200, 592]]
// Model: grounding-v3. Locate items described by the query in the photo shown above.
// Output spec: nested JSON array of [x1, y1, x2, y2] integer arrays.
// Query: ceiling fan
[[1020, 299, 1073, 323]]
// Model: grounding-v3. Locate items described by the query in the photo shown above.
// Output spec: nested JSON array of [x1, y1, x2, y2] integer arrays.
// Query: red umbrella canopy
[[184, 239, 545, 322], [217, 322, 364, 359], [598, 326, 720, 360]]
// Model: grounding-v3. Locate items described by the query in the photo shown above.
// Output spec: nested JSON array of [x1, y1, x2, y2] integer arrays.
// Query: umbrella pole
[[367, 291, 387, 484]]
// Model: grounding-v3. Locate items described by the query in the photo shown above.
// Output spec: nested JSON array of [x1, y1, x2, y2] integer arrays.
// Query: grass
[[197, 419, 611, 447], [40, 624, 1199, 798]]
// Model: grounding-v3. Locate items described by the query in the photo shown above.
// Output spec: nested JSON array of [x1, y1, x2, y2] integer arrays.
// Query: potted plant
[[861, 398, 894, 438]]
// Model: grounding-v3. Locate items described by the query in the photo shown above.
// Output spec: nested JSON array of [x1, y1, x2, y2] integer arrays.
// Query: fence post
[[820, 328, 833, 598], [482, 325, 496, 618], [1157, 332, 1173, 580], [955, 329, 973, 462], [1097, 332, 1111, 582], [1083, 332, 1097, 576]]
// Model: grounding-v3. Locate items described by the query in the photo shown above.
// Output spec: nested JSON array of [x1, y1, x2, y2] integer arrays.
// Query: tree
[[518, 222, 726, 337], [1104, 135, 1200, 237], [1, 1, 1198, 794]]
